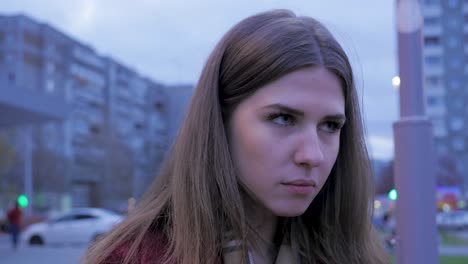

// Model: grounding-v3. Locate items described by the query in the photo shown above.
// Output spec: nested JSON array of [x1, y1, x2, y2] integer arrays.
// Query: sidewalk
[[439, 245, 468, 256]]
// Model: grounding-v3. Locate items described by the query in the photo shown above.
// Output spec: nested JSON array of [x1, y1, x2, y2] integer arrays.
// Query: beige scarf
[[222, 238, 296, 264]]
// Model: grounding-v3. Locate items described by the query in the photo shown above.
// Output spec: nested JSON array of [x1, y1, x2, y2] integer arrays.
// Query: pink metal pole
[[393, 0, 439, 263]]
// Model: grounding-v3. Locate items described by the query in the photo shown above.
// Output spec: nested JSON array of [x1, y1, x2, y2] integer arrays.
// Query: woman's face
[[228, 66, 345, 217]]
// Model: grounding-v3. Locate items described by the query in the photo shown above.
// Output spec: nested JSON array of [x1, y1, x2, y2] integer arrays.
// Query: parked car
[[21, 208, 123, 246], [436, 210, 468, 230]]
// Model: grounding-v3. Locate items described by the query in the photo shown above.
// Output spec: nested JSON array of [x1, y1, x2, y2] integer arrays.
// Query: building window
[[453, 98, 463, 110], [23, 52, 42, 68], [449, 57, 462, 69], [432, 118, 447, 137], [424, 17, 440, 26], [447, 36, 460, 49], [425, 0, 440, 5], [425, 56, 441, 65], [23, 30, 43, 49], [134, 123, 144, 130], [426, 75, 441, 86], [447, 17, 459, 29], [8, 73, 15, 83], [427, 96, 440, 107], [154, 102, 165, 112], [448, 0, 459, 8], [73, 119, 89, 134], [424, 36, 440, 46], [5, 54, 14, 64], [452, 137, 465, 151], [449, 79, 461, 89], [89, 124, 100, 134], [46, 62, 55, 73], [449, 117, 464, 131], [46, 79, 55, 93], [435, 142, 448, 154]]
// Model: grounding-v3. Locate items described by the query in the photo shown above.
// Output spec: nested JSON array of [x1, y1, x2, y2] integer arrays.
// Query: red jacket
[[7, 207, 22, 226], [103, 231, 222, 264], [103, 231, 170, 264]]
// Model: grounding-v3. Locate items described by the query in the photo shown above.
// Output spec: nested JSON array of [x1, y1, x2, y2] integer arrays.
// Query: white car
[[21, 208, 123, 246], [436, 211, 468, 230]]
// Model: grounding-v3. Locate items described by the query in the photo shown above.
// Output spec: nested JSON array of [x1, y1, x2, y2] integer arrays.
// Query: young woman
[[84, 9, 388, 264]]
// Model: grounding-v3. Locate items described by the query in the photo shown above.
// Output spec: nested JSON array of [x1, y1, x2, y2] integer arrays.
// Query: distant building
[[163, 84, 194, 143], [0, 14, 69, 127], [0, 14, 170, 211], [422, 1, 468, 194]]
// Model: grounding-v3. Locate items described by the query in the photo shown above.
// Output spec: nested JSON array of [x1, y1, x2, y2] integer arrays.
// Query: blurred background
[[0, 0, 467, 263]]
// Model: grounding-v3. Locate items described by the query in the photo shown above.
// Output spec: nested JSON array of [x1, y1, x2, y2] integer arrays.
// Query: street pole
[[24, 125, 33, 216], [393, 0, 439, 263]]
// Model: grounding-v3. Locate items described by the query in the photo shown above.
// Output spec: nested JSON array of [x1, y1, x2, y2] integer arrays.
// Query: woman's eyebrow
[[262, 103, 304, 116], [262, 103, 346, 121]]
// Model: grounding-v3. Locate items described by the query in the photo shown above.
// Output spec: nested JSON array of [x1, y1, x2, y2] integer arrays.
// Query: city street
[[1, 232, 468, 264], [0, 235, 87, 264]]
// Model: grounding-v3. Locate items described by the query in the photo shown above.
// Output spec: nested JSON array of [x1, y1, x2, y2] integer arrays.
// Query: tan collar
[[222, 239, 296, 264]]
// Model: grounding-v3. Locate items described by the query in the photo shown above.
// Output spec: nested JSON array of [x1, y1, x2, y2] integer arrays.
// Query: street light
[[392, 76, 401, 90]]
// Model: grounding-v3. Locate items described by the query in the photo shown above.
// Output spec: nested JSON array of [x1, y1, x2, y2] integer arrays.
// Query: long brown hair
[[84, 9, 388, 264]]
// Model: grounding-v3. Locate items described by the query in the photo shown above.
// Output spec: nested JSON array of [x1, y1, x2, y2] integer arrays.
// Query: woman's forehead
[[239, 67, 345, 115]]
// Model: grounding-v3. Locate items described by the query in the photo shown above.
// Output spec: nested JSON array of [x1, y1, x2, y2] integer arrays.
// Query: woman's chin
[[272, 206, 308, 218]]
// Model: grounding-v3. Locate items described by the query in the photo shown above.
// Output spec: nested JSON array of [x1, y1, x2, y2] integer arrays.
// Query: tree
[[32, 145, 68, 194], [0, 133, 18, 208], [93, 133, 135, 209], [0, 134, 16, 174], [436, 155, 463, 187], [376, 154, 464, 195], [376, 160, 394, 195]]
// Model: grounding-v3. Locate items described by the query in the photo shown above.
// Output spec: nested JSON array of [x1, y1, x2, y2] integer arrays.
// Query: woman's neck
[[246, 203, 279, 263]]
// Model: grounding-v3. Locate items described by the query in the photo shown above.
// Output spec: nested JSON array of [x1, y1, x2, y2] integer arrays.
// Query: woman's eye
[[268, 113, 296, 126], [321, 121, 342, 133]]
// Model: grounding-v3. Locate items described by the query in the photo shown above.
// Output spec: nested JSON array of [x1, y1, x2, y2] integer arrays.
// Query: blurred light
[[388, 189, 398, 201], [17, 194, 28, 208], [442, 203, 451, 212], [392, 76, 400, 89], [458, 200, 466, 208], [374, 200, 382, 209]]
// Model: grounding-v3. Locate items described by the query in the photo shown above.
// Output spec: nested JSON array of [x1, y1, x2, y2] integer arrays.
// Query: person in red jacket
[[7, 202, 22, 250], [84, 9, 388, 264]]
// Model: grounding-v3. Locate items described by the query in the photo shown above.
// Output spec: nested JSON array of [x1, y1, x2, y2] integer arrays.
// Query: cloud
[[367, 135, 394, 161], [0, 0, 399, 147]]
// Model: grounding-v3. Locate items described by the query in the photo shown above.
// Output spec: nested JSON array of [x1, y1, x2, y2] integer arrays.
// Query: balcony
[[423, 46, 443, 57], [0, 83, 70, 127], [422, 5, 442, 17], [423, 25, 442, 36]]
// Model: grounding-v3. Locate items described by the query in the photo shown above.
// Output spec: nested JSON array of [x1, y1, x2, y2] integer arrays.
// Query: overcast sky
[[1, 0, 399, 160]]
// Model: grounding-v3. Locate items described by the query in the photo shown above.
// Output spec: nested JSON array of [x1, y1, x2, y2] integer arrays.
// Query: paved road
[[0, 235, 87, 264], [0, 233, 467, 264]]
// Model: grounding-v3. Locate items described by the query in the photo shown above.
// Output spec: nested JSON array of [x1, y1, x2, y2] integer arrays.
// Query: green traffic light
[[388, 189, 398, 201], [17, 194, 28, 208]]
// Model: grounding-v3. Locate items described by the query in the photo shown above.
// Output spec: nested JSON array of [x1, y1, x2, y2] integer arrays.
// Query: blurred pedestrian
[[7, 201, 22, 250], [85, 9, 388, 264]]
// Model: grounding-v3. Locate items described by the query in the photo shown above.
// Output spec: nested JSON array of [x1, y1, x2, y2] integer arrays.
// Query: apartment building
[[422, 0, 468, 192], [0, 14, 169, 211]]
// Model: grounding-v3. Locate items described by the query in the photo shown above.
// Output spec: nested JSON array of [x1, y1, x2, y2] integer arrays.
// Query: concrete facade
[[0, 14, 170, 211], [422, 0, 468, 194]]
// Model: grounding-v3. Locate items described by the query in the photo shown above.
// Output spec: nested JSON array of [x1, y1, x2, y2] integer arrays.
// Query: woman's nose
[[293, 129, 325, 168]]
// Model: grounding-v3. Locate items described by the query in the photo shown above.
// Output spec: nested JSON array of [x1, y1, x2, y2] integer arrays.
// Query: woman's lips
[[281, 179, 316, 195]]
